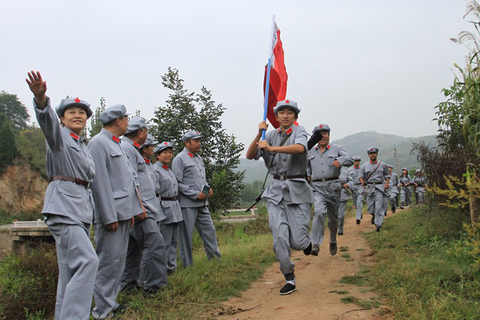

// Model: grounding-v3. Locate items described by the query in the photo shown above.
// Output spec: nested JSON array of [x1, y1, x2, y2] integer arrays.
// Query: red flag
[[263, 22, 288, 129]]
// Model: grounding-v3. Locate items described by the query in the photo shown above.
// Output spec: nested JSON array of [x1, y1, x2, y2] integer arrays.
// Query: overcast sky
[[0, 0, 472, 152]]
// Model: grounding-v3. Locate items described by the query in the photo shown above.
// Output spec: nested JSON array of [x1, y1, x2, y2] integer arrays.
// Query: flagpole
[[262, 15, 276, 140]]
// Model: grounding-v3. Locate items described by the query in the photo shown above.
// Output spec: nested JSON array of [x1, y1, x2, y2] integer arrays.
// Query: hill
[[236, 131, 437, 183]]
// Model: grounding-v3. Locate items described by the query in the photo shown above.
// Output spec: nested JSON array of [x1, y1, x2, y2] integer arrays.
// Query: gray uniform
[[120, 137, 168, 291], [308, 144, 353, 245], [338, 170, 350, 234], [386, 172, 399, 212], [255, 125, 313, 276], [399, 175, 413, 206], [413, 176, 427, 204], [172, 147, 221, 267], [88, 128, 138, 319], [360, 161, 389, 228], [34, 98, 99, 320], [154, 161, 184, 272], [347, 166, 364, 220]]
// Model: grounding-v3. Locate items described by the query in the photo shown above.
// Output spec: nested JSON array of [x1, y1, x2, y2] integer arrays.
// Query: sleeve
[[88, 139, 118, 225], [122, 145, 140, 187], [383, 164, 390, 180], [34, 97, 63, 153], [172, 155, 199, 200], [293, 127, 308, 151], [336, 146, 354, 167]]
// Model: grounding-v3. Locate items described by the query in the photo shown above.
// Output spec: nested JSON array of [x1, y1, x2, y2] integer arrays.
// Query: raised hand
[[26, 71, 47, 107]]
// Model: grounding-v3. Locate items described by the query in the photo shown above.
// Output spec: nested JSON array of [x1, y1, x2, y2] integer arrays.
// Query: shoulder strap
[[366, 161, 382, 182]]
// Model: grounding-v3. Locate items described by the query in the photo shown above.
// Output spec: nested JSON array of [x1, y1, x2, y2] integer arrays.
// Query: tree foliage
[[0, 91, 30, 130], [151, 67, 245, 214], [15, 124, 47, 177], [0, 114, 17, 173], [88, 97, 106, 139]]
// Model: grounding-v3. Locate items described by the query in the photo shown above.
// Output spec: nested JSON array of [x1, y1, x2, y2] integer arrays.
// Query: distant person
[[172, 130, 221, 267], [347, 156, 364, 224], [140, 134, 159, 184], [246, 100, 313, 295], [154, 142, 183, 274], [26, 71, 99, 320], [413, 169, 427, 204], [307, 124, 353, 256], [88, 104, 140, 319], [120, 118, 167, 295], [386, 165, 399, 213], [338, 169, 351, 235], [359, 147, 389, 232], [399, 168, 413, 208]]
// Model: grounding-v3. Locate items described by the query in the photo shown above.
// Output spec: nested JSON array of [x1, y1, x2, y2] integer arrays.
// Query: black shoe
[[385, 211, 387, 216], [167, 269, 175, 275], [311, 245, 319, 256], [112, 304, 127, 316], [376, 226, 381, 232], [356, 219, 361, 225], [330, 242, 337, 256], [392, 208, 396, 213], [280, 282, 296, 295], [371, 216, 375, 225], [338, 231, 344, 236], [142, 287, 159, 296], [400, 206, 404, 210], [303, 242, 312, 255]]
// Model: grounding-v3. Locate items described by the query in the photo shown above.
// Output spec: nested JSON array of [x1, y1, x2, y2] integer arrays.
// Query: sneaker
[[280, 282, 296, 295], [376, 226, 381, 232], [400, 206, 404, 209], [392, 208, 396, 213], [303, 242, 312, 255], [330, 242, 337, 256], [371, 216, 375, 225], [356, 219, 361, 225], [311, 244, 319, 256]]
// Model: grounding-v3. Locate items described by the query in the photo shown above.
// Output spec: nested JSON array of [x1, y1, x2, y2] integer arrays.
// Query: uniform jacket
[[154, 161, 183, 224], [359, 160, 389, 193], [387, 172, 400, 195]]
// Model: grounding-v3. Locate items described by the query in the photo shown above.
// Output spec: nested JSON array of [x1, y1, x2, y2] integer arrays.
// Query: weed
[[340, 246, 349, 252], [340, 296, 359, 304]]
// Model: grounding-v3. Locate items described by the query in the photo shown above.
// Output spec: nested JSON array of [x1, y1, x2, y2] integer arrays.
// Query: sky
[[0, 0, 473, 153]]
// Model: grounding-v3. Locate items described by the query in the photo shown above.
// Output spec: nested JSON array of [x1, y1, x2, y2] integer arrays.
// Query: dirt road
[[213, 210, 397, 320]]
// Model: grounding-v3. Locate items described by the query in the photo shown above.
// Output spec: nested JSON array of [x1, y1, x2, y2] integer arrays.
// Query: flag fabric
[[263, 21, 288, 129]]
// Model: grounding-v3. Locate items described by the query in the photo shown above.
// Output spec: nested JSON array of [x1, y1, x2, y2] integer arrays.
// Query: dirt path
[[213, 209, 399, 320]]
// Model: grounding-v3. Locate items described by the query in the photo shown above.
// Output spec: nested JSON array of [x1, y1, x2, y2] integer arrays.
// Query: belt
[[312, 177, 339, 182], [161, 196, 177, 201], [367, 182, 383, 185], [50, 175, 90, 188], [273, 174, 306, 181]]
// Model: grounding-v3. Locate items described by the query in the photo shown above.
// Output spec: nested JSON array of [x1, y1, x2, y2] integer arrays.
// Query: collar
[[162, 164, 169, 170], [315, 144, 330, 152], [370, 161, 377, 164], [354, 165, 360, 169], [277, 126, 294, 135], [133, 141, 141, 149], [144, 158, 151, 164], [69, 132, 80, 141], [101, 128, 121, 143], [188, 152, 194, 158]]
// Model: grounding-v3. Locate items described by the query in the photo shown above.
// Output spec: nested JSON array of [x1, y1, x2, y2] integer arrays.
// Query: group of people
[[246, 99, 427, 296], [26, 71, 221, 320]]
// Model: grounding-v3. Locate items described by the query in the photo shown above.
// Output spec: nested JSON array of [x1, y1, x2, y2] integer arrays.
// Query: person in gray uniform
[[172, 130, 221, 267], [347, 156, 364, 224], [413, 169, 427, 204], [338, 169, 351, 235], [154, 142, 184, 274], [359, 147, 390, 232], [88, 105, 140, 319], [246, 99, 313, 295], [399, 168, 413, 209], [386, 165, 399, 213], [120, 117, 168, 294], [140, 134, 158, 184], [26, 71, 99, 320], [307, 124, 353, 256]]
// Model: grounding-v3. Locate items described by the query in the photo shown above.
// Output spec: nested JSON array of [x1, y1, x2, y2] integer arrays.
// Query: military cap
[[125, 117, 150, 135], [182, 130, 202, 142], [142, 134, 158, 148], [387, 164, 393, 168], [99, 104, 130, 124], [312, 123, 331, 133], [273, 99, 300, 116], [353, 156, 361, 161], [415, 169, 422, 174], [56, 97, 93, 119], [154, 141, 173, 154], [402, 167, 408, 171], [367, 147, 379, 154]]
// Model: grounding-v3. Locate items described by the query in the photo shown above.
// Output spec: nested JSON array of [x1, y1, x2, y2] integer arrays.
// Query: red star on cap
[[320, 124, 323, 128], [75, 97, 81, 103], [285, 99, 290, 103]]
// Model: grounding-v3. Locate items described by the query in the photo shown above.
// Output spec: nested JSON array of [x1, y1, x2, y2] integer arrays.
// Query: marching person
[[359, 147, 389, 232], [307, 124, 353, 256], [154, 142, 184, 274], [386, 165, 399, 213], [246, 99, 313, 295], [413, 169, 427, 204], [26, 71, 99, 320], [399, 168, 413, 209], [120, 118, 168, 294], [347, 156, 364, 224], [172, 130, 221, 267], [338, 169, 351, 235], [88, 104, 140, 319]]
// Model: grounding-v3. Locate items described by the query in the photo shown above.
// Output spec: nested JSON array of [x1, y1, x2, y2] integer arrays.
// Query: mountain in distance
[[236, 131, 437, 184]]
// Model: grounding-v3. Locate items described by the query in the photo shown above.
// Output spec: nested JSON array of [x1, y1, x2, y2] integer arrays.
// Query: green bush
[[0, 243, 58, 320]]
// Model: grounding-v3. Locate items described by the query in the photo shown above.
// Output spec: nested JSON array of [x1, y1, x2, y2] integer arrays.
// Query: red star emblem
[[285, 99, 290, 103], [75, 97, 81, 103], [320, 124, 323, 128]]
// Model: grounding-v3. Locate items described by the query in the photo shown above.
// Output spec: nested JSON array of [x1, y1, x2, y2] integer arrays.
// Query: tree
[[88, 97, 106, 139], [15, 125, 47, 177], [151, 67, 245, 214], [0, 114, 18, 173], [0, 91, 30, 130]]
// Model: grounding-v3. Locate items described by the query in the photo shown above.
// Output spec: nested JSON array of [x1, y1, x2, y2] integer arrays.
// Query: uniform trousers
[[338, 200, 347, 233], [415, 187, 425, 204], [267, 200, 311, 275], [179, 206, 221, 267], [367, 188, 385, 228], [400, 188, 412, 206], [354, 186, 364, 220], [310, 189, 340, 246], [120, 216, 167, 290], [388, 192, 397, 211], [46, 218, 99, 320], [160, 222, 180, 272], [92, 220, 130, 319]]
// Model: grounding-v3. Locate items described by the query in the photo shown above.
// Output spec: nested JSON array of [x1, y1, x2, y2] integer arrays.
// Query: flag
[[263, 21, 288, 129]]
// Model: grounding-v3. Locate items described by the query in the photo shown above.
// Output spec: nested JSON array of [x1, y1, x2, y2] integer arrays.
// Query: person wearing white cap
[[26, 71, 99, 320], [307, 123, 354, 255], [88, 104, 139, 319], [246, 99, 313, 295], [399, 168, 413, 208], [347, 156, 364, 224], [359, 147, 389, 232], [154, 142, 183, 274], [119, 118, 168, 295], [172, 130, 221, 267], [413, 169, 427, 204]]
